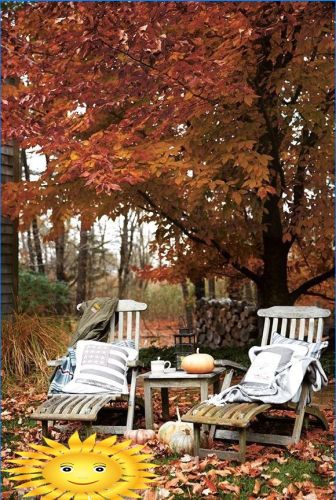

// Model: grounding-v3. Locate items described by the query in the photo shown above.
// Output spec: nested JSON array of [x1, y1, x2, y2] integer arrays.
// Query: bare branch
[[137, 189, 261, 284], [290, 268, 334, 301]]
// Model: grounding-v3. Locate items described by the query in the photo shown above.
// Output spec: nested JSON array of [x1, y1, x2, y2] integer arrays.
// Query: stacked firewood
[[195, 298, 258, 348]]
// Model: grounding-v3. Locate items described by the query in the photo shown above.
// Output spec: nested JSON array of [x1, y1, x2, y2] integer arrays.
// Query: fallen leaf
[[143, 489, 158, 500], [164, 478, 180, 489], [175, 471, 188, 484], [253, 479, 261, 495], [218, 481, 240, 495], [191, 483, 203, 495], [157, 488, 170, 498], [203, 476, 217, 493], [268, 478, 282, 487]]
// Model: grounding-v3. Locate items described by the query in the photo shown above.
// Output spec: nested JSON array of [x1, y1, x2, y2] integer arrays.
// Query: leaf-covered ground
[[2, 382, 334, 499]]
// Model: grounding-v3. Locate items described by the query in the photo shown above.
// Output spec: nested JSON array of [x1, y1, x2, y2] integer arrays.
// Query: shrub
[[2, 313, 70, 380], [19, 271, 70, 315]]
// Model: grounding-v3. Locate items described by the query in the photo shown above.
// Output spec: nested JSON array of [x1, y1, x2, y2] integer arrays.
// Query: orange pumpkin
[[124, 429, 156, 445], [181, 348, 214, 374]]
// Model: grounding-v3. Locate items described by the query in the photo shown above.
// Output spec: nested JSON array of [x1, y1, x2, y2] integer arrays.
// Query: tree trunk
[[76, 220, 89, 306], [31, 217, 45, 274], [118, 212, 136, 298], [181, 280, 193, 330], [193, 278, 205, 300], [208, 278, 216, 299], [258, 245, 293, 308], [55, 229, 67, 281], [27, 228, 36, 272], [258, 174, 292, 308], [22, 149, 45, 274]]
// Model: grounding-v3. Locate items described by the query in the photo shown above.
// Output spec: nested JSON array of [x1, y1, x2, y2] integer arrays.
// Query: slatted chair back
[[257, 306, 331, 346], [107, 300, 147, 350]]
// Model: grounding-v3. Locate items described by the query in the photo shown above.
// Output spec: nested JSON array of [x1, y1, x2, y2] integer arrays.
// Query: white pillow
[[112, 340, 138, 361], [62, 340, 129, 394]]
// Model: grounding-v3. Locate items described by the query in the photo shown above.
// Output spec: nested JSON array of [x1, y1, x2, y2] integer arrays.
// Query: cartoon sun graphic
[[4, 431, 157, 499]]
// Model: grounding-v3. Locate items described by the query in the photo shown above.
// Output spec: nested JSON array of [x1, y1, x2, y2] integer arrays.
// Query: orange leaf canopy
[[2, 2, 334, 304]]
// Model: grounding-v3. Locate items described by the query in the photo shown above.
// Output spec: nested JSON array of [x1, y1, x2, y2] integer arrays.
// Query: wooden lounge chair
[[32, 299, 147, 437], [182, 306, 330, 462]]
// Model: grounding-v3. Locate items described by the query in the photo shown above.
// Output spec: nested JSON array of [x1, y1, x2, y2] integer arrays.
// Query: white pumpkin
[[124, 429, 156, 445], [158, 407, 193, 444], [170, 428, 194, 455], [181, 348, 214, 374]]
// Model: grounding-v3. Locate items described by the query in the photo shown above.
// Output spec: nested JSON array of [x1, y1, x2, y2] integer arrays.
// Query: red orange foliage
[[2, 2, 334, 305]]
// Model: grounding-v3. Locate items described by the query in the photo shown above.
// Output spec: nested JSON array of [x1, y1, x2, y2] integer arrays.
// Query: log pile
[[195, 298, 258, 348]]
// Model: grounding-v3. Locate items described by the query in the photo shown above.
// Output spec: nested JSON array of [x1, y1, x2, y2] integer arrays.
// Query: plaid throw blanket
[[49, 348, 76, 394]]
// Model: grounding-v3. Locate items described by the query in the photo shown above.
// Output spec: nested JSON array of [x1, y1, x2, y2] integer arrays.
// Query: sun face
[[4, 431, 157, 499]]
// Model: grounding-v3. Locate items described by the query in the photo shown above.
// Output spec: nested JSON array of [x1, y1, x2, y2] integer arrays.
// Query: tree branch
[[290, 268, 334, 301], [100, 39, 215, 105], [137, 189, 261, 284], [303, 291, 334, 302]]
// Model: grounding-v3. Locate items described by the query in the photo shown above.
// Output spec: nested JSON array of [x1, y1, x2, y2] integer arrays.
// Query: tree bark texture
[[118, 213, 136, 299], [55, 229, 67, 281], [22, 149, 45, 274], [193, 278, 205, 301], [181, 280, 193, 330], [76, 220, 89, 307]]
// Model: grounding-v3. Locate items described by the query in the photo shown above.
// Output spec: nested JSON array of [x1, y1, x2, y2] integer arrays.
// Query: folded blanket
[[207, 342, 328, 406], [49, 348, 76, 394]]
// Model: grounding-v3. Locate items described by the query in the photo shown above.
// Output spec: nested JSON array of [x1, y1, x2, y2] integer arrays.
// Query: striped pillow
[[72, 340, 129, 392], [112, 340, 138, 361], [271, 332, 328, 359], [112, 339, 136, 350]]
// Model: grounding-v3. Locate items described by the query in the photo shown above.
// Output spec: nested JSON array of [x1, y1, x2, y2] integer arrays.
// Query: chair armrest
[[214, 359, 248, 372], [47, 358, 65, 367], [48, 358, 144, 368], [127, 359, 144, 368]]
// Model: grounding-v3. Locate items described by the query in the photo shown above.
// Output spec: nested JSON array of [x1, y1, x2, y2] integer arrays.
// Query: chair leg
[[42, 420, 49, 438], [209, 369, 234, 441], [83, 422, 93, 438], [126, 368, 137, 431], [193, 423, 201, 457], [238, 428, 247, 463], [292, 384, 309, 444]]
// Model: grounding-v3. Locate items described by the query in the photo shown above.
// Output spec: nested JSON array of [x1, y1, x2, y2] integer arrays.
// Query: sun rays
[[4, 432, 157, 499]]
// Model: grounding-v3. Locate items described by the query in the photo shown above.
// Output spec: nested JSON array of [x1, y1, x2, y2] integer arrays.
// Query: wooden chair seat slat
[[183, 403, 272, 428], [33, 395, 116, 421]]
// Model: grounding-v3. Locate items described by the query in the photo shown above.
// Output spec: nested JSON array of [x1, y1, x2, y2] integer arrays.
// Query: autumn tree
[[2, 2, 334, 307]]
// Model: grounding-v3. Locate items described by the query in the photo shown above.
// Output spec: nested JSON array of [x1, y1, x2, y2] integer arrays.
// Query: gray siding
[[2, 143, 20, 316]]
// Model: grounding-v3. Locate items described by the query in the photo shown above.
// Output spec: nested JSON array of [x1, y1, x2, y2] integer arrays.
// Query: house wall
[[2, 144, 20, 317]]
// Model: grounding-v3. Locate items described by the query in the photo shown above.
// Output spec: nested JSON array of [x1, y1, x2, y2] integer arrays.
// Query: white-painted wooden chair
[[32, 300, 147, 437], [183, 306, 331, 462]]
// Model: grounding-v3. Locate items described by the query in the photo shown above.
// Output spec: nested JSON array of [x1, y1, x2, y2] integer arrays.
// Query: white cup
[[151, 358, 171, 373]]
